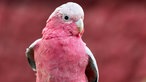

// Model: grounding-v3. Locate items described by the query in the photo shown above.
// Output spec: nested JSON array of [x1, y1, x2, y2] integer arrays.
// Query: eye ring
[[63, 15, 70, 21]]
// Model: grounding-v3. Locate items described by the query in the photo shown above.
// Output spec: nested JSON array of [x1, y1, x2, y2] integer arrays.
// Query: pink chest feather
[[34, 37, 89, 82]]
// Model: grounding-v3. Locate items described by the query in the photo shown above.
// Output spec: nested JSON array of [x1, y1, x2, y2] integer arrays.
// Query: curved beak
[[75, 19, 84, 33]]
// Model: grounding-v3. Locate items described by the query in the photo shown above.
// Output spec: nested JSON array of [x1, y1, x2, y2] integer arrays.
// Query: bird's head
[[44, 2, 84, 37]]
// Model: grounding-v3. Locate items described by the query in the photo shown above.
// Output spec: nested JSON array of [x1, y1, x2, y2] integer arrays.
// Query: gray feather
[[25, 39, 41, 71], [85, 46, 99, 82]]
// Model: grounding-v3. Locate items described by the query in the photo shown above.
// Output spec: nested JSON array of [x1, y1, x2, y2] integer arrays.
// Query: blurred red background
[[0, 0, 146, 82]]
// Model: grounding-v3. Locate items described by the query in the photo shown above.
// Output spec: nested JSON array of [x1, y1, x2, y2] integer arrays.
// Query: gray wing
[[85, 46, 99, 82], [25, 39, 41, 71]]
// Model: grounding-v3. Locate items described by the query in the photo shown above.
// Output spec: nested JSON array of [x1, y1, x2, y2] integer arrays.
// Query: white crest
[[48, 2, 84, 20]]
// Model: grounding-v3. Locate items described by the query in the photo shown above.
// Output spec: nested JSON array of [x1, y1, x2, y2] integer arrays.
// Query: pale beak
[[75, 19, 84, 33]]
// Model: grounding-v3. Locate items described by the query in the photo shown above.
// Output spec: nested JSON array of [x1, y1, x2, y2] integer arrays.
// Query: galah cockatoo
[[26, 2, 99, 82]]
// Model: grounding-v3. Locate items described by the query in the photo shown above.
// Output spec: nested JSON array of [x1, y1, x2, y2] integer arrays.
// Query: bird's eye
[[63, 15, 69, 21]]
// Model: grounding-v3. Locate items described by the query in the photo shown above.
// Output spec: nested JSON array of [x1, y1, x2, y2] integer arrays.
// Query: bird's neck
[[42, 27, 81, 40]]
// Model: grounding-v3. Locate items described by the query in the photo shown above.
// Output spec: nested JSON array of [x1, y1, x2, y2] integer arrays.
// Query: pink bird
[[26, 2, 99, 82]]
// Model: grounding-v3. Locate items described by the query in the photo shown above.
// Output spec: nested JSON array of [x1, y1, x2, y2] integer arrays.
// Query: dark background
[[0, 0, 146, 82]]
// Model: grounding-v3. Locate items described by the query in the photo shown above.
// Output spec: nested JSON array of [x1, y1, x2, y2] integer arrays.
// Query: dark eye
[[64, 15, 69, 20]]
